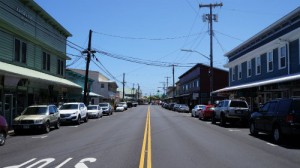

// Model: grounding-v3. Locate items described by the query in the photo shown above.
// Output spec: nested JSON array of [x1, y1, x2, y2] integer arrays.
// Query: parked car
[[59, 102, 88, 125], [0, 115, 8, 146], [168, 103, 176, 110], [87, 105, 103, 119], [177, 104, 190, 113], [199, 105, 215, 120], [115, 103, 125, 112], [126, 101, 133, 108], [249, 98, 300, 143], [99, 103, 113, 115], [13, 105, 60, 134], [119, 102, 128, 110], [191, 105, 206, 117], [132, 102, 138, 107], [173, 104, 180, 111], [212, 99, 250, 126]]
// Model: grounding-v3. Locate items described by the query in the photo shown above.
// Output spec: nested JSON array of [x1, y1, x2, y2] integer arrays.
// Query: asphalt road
[[1, 105, 300, 168]]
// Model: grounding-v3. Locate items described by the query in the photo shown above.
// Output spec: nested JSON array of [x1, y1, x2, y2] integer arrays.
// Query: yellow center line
[[139, 105, 152, 168]]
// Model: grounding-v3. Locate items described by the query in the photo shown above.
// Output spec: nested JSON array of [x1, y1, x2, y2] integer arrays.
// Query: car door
[[254, 102, 270, 131], [263, 101, 278, 132], [48, 106, 56, 125]]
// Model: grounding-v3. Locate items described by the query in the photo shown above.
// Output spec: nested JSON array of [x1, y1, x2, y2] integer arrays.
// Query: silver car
[[87, 105, 103, 118], [13, 105, 60, 134]]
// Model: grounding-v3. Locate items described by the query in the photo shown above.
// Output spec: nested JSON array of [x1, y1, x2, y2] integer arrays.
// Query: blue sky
[[35, 0, 300, 96]]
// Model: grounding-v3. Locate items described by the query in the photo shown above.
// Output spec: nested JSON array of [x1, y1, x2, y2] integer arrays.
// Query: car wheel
[[0, 132, 6, 146], [76, 116, 81, 125], [55, 119, 60, 129], [273, 126, 283, 144], [14, 129, 20, 135], [44, 122, 50, 133], [211, 115, 216, 124], [220, 114, 226, 127], [249, 122, 258, 136], [84, 115, 88, 123]]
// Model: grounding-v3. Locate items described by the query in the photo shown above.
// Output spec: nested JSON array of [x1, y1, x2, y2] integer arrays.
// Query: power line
[[214, 30, 244, 42], [93, 31, 205, 41]]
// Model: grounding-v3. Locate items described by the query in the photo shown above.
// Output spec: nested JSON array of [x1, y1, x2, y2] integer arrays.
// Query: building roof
[[0, 61, 81, 88], [20, 0, 72, 37], [225, 7, 300, 58], [212, 73, 300, 93], [178, 63, 228, 79]]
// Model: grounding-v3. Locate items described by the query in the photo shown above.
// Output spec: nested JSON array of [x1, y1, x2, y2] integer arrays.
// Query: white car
[[191, 105, 206, 117], [59, 102, 88, 125], [115, 103, 125, 112], [87, 105, 103, 118], [118, 102, 128, 110]]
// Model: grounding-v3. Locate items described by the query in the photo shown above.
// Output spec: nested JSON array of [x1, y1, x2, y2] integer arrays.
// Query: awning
[[82, 91, 103, 97], [212, 73, 300, 93], [0, 61, 81, 88]]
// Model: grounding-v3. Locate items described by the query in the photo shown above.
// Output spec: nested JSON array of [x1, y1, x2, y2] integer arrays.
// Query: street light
[[181, 49, 210, 60], [181, 49, 213, 104]]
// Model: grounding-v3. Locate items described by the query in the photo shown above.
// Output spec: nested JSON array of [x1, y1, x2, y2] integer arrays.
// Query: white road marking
[[228, 129, 241, 132], [32, 136, 47, 139], [266, 143, 278, 147]]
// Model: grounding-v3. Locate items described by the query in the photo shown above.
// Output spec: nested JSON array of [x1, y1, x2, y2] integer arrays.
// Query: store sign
[[16, 7, 33, 22]]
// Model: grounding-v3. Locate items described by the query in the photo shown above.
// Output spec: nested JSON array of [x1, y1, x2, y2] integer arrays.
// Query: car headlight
[[13, 119, 20, 125], [72, 111, 79, 115], [34, 120, 44, 124]]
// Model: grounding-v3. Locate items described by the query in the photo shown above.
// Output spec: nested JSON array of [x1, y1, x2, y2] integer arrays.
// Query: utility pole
[[199, 2, 223, 104], [122, 73, 125, 101], [137, 84, 140, 101], [82, 30, 95, 105], [165, 76, 170, 96], [172, 65, 175, 99]]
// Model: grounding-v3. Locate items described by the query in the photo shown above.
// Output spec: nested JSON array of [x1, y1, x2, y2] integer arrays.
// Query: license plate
[[23, 125, 30, 129], [236, 110, 242, 114]]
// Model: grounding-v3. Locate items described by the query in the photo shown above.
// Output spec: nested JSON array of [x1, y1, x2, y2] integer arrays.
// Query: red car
[[199, 105, 215, 120], [0, 115, 8, 146]]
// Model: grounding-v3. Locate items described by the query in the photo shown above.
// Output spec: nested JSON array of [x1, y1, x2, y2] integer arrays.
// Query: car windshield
[[199, 105, 206, 109], [99, 103, 108, 107], [23, 107, 47, 115], [60, 104, 78, 110], [230, 101, 248, 108], [87, 106, 97, 110]]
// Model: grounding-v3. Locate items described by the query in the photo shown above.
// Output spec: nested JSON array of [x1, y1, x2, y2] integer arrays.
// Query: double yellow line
[[139, 106, 152, 168]]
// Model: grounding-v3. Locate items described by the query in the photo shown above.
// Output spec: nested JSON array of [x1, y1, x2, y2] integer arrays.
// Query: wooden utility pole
[[199, 3, 223, 104], [83, 30, 95, 105], [122, 73, 125, 101]]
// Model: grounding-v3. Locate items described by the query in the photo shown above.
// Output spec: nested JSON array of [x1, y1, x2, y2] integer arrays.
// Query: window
[[57, 59, 64, 75], [43, 52, 50, 71], [231, 67, 236, 81], [256, 56, 261, 75], [238, 64, 242, 80], [279, 45, 286, 69], [14, 38, 27, 63], [101, 83, 105, 88], [267, 51, 273, 72], [247, 60, 252, 77]]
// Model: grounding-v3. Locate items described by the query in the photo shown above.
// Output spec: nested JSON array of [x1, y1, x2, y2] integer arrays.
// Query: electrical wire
[[93, 31, 203, 41]]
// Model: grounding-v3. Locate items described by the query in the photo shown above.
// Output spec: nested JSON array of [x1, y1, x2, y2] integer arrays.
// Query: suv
[[13, 105, 60, 134], [212, 99, 250, 126], [249, 98, 300, 143], [0, 115, 8, 146], [59, 102, 88, 125], [99, 103, 113, 115]]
